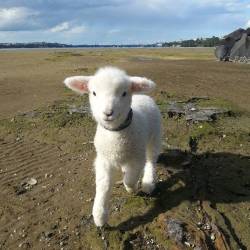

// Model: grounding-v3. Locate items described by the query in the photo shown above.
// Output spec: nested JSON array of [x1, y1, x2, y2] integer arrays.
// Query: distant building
[[156, 43, 163, 47]]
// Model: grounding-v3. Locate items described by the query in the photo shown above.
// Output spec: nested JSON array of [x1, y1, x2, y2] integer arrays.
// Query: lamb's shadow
[[115, 149, 250, 231]]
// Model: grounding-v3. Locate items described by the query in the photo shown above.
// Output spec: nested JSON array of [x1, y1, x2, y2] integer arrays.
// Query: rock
[[181, 160, 192, 167], [15, 178, 38, 195], [184, 241, 191, 247], [186, 96, 210, 102], [204, 223, 211, 231], [67, 104, 90, 115], [167, 102, 186, 118], [189, 137, 198, 153], [58, 234, 69, 247], [19, 111, 39, 118], [166, 98, 231, 123], [165, 218, 184, 243], [18, 241, 30, 248], [210, 233, 216, 241], [26, 178, 37, 186], [44, 231, 54, 239], [15, 186, 28, 195], [40, 231, 54, 241]]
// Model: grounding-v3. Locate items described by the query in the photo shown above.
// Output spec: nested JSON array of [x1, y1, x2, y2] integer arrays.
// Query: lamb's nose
[[104, 110, 113, 117]]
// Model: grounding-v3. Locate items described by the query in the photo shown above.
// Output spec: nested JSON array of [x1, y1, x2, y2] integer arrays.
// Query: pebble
[[197, 222, 203, 228], [181, 160, 191, 167], [204, 223, 211, 230], [43, 231, 54, 240], [27, 178, 37, 186], [210, 233, 216, 241], [184, 241, 191, 247]]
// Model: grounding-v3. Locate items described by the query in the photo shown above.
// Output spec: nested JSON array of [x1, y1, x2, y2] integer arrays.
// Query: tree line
[[0, 36, 221, 49], [162, 36, 220, 47]]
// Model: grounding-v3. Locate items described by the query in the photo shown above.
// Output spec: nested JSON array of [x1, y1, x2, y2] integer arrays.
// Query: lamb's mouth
[[103, 113, 120, 122], [103, 117, 115, 122]]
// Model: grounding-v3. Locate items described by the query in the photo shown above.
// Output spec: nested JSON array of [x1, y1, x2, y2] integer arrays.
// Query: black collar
[[102, 109, 133, 132]]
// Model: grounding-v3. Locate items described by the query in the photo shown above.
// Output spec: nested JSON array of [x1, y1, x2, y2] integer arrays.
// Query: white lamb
[[64, 67, 161, 227]]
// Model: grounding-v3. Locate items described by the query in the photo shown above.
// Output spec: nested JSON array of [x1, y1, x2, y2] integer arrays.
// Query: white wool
[[64, 66, 161, 227]]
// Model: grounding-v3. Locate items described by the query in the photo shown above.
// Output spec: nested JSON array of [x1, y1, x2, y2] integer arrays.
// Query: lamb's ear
[[130, 76, 156, 94], [64, 76, 92, 94]]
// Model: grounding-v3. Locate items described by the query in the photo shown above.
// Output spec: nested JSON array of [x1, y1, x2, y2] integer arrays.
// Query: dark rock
[[44, 231, 54, 239], [215, 28, 250, 62], [166, 99, 230, 123], [189, 137, 198, 153], [165, 218, 184, 243], [15, 186, 28, 195], [14, 178, 37, 195], [18, 111, 39, 118]]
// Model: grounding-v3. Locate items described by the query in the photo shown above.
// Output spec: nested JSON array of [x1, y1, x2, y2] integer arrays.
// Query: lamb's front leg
[[92, 156, 113, 227]]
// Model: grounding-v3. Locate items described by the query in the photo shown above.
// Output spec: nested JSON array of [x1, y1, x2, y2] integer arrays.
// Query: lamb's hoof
[[124, 182, 138, 194], [93, 211, 108, 227], [142, 182, 155, 194]]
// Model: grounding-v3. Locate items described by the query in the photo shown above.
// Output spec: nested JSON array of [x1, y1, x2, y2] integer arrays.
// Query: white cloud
[[246, 20, 250, 28], [0, 7, 38, 30], [50, 22, 86, 34], [50, 22, 70, 32], [68, 25, 86, 34]]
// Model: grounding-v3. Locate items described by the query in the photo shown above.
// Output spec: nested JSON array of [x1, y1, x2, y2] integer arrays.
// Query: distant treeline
[[0, 42, 156, 49], [0, 42, 71, 49], [0, 36, 221, 49], [162, 36, 220, 47]]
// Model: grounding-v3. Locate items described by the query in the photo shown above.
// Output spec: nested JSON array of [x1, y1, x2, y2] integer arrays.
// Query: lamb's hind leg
[[122, 161, 143, 194], [142, 138, 161, 194]]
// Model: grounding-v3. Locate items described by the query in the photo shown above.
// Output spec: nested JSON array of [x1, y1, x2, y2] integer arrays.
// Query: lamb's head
[[64, 67, 155, 130]]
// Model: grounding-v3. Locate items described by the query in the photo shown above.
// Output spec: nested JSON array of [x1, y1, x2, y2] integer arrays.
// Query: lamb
[[64, 67, 161, 227]]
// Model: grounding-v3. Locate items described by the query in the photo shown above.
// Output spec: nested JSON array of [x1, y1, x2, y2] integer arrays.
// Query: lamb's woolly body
[[64, 67, 161, 227], [94, 95, 161, 166]]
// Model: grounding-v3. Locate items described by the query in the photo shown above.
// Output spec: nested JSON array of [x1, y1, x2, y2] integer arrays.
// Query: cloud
[[50, 22, 86, 34], [0, 0, 249, 44], [68, 25, 86, 34], [246, 20, 250, 28], [50, 22, 70, 32], [0, 7, 39, 31]]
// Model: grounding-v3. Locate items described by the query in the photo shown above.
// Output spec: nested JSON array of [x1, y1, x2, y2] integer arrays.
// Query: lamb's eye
[[122, 91, 127, 97], [93, 91, 96, 96]]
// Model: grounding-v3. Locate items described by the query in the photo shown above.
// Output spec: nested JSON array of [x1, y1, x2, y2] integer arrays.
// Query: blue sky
[[0, 0, 249, 44]]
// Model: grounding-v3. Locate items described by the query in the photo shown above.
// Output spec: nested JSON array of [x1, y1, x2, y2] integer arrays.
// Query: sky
[[0, 0, 250, 44]]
